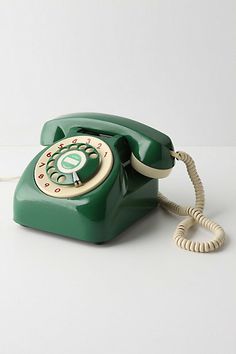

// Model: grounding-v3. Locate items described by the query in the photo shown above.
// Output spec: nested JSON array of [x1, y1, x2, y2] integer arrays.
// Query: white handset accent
[[131, 153, 173, 179]]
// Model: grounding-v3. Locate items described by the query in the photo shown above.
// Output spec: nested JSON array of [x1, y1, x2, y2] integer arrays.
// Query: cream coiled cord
[[158, 151, 225, 253]]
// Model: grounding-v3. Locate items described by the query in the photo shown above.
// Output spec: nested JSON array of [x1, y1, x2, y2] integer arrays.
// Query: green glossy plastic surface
[[41, 112, 174, 170], [14, 113, 174, 243]]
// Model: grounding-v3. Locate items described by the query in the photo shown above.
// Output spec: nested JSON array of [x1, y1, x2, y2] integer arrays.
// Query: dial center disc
[[57, 150, 87, 173]]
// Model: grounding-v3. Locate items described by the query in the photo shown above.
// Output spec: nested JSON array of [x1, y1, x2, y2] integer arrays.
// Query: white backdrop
[[0, 0, 235, 147], [1, 3, 236, 354]]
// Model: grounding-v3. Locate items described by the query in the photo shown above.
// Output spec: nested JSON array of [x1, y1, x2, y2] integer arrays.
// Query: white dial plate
[[34, 135, 113, 198]]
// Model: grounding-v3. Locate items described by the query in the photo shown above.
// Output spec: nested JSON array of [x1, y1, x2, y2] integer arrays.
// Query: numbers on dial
[[35, 135, 113, 198]]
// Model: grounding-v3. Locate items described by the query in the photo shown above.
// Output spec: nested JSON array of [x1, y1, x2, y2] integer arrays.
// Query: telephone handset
[[34, 113, 174, 197], [14, 113, 225, 252], [40, 112, 175, 178]]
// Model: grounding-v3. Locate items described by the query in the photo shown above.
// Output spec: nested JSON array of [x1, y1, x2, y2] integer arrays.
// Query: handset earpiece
[[130, 152, 173, 179]]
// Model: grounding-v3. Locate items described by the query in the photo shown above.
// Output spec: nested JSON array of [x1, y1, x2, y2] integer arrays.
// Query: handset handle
[[41, 112, 175, 178]]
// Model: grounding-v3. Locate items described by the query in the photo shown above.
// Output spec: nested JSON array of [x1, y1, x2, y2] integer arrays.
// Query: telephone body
[[14, 113, 175, 243]]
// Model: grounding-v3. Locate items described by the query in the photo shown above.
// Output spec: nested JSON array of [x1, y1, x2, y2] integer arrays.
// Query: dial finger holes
[[52, 152, 60, 158], [57, 175, 66, 183], [89, 153, 98, 159], [69, 144, 78, 150], [59, 147, 68, 153], [79, 144, 87, 150], [85, 147, 94, 154], [47, 167, 56, 174], [50, 172, 59, 181], [47, 160, 55, 167]]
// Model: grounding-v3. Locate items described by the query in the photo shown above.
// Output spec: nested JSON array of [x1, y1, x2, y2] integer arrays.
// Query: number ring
[[34, 135, 113, 198]]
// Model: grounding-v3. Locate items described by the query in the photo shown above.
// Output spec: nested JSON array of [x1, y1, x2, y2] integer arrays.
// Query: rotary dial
[[34, 135, 113, 198], [46, 143, 100, 187]]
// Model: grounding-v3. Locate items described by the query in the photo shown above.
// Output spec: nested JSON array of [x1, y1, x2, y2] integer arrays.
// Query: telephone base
[[14, 151, 158, 243]]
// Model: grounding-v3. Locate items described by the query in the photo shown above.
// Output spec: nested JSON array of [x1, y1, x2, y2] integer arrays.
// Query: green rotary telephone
[[13, 113, 225, 252]]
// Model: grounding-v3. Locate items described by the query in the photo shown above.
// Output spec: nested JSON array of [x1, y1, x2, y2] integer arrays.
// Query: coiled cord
[[158, 151, 225, 253]]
